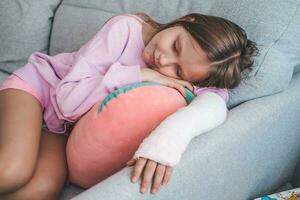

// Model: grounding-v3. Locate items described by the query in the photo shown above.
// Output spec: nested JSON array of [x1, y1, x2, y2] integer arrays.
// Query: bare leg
[[0, 89, 43, 193], [0, 130, 68, 200]]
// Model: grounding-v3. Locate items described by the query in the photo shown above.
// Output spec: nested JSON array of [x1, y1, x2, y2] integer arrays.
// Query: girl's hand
[[141, 68, 194, 97], [126, 157, 173, 194]]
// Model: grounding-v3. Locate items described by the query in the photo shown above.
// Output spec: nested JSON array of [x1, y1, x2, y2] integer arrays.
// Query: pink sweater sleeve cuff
[[194, 87, 229, 103], [102, 62, 142, 92]]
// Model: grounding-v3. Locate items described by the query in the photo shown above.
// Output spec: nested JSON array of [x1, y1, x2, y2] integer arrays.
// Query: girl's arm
[[52, 16, 142, 122], [132, 91, 228, 167]]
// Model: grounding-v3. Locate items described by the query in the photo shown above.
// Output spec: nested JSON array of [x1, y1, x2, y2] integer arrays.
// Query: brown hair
[[135, 12, 259, 89]]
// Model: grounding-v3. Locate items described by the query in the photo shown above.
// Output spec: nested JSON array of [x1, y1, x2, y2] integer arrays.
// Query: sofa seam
[[62, 2, 120, 15], [48, 0, 64, 55]]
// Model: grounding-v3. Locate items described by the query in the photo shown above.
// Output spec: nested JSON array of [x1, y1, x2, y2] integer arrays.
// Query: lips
[[150, 53, 155, 66], [144, 49, 158, 70], [145, 52, 153, 67], [149, 51, 157, 69]]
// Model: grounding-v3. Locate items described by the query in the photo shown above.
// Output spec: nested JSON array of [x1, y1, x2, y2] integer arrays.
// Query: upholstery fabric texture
[[0, 0, 62, 73]]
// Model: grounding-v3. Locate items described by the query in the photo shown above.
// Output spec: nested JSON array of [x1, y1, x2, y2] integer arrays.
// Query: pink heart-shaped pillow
[[66, 82, 194, 188]]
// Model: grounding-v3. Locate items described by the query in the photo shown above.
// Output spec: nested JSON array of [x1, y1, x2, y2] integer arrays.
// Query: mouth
[[151, 53, 155, 66], [149, 51, 157, 69], [144, 48, 158, 70]]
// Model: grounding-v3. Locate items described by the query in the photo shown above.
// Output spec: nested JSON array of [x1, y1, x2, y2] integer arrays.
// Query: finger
[[126, 158, 136, 166], [162, 166, 173, 185], [177, 85, 186, 97], [159, 77, 186, 97], [131, 158, 147, 183], [185, 82, 195, 92], [176, 79, 194, 92], [151, 164, 166, 194], [140, 160, 158, 194], [173, 84, 186, 97]]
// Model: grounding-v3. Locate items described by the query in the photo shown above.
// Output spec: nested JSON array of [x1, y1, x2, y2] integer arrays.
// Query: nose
[[158, 53, 178, 68]]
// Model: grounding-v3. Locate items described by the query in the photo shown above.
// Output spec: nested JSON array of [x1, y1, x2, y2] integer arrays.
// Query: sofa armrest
[[292, 159, 300, 187], [72, 74, 300, 200]]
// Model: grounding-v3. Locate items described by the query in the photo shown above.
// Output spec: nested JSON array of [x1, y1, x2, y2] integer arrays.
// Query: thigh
[[27, 130, 68, 199], [0, 89, 43, 185], [0, 130, 68, 200]]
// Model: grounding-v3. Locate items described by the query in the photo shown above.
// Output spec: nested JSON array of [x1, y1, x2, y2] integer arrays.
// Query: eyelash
[[176, 67, 181, 77], [173, 42, 178, 53], [173, 42, 181, 77]]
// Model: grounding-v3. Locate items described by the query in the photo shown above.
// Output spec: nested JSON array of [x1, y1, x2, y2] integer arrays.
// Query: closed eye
[[173, 41, 178, 53], [176, 66, 182, 79]]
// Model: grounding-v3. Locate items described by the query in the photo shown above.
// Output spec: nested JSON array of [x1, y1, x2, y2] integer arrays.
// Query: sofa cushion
[[294, 64, 300, 74], [0, 0, 62, 74], [49, 0, 300, 108], [0, 71, 10, 85]]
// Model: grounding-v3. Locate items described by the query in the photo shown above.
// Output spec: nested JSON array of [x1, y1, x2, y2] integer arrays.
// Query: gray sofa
[[0, 0, 300, 200]]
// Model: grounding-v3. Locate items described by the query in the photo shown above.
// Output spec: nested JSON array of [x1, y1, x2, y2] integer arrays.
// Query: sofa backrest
[[0, 0, 299, 108], [50, 0, 300, 108], [0, 0, 62, 73]]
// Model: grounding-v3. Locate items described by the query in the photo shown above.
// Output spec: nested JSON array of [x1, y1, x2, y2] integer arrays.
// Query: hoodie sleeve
[[51, 16, 142, 122]]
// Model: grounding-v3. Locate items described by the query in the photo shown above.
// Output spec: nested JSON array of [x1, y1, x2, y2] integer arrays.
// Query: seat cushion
[[49, 0, 300, 109]]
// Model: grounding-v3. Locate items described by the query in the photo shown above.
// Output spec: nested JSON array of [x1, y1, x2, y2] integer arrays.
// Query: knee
[[0, 161, 34, 194]]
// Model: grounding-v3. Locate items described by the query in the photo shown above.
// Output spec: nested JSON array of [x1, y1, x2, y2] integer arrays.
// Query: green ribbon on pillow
[[98, 82, 195, 113]]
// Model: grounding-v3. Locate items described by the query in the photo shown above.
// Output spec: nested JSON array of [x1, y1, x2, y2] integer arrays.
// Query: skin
[[127, 16, 213, 195], [140, 21, 213, 97], [142, 25, 212, 83]]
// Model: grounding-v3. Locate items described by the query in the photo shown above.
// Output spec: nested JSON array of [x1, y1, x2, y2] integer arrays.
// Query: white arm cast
[[133, 92, 228, 167]]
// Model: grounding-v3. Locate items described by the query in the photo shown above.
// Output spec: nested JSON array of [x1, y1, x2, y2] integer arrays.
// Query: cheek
[[142, 44, 151, 61], [144, 41, 155, 56], [197, 71, 211, 82], [182, 67, 209, 82]]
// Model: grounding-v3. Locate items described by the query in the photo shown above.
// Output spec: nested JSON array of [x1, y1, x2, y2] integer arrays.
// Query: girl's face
[[142, 25, 212, 82]]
